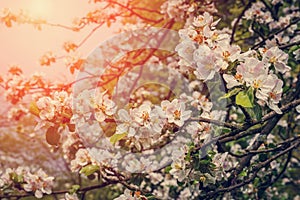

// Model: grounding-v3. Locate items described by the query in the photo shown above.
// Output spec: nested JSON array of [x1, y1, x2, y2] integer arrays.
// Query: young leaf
[[247, 87, 254, 104], [165, 166, 172, 173], [110, 132, 127, 145], [288, 45, 299, 53], [11, 172, 23, 183], [218, 87, 242, 101], [239, 170, 247, 177], [236, 90, 253, 108], [79, 164, 99, 176], [29, 102, 40, 117], [69, 185, 80, 194]]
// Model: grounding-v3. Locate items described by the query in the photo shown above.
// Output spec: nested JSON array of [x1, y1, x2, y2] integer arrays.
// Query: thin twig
[[188, 117, 241, 129], [230, 0, 254, 44], [252, 18, 300, 49]]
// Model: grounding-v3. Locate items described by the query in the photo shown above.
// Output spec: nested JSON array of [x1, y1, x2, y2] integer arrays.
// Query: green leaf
[[236, 90, 254, 108], [247, 87, 254, 103], [79, 164, 99, 176], [11, 172, 23, 183], [221, 128, 231, 133], [253, 177, 260, 187], [288, 45, 299, 53], [110, 132, 127, 144], [146, 196, 157, 200], [199, 159, 210, 165], [218, 88, 241, 101], [145, 193, 157, 200], [239, 170, 247, 177], [165, 166, 172, 173], [69, 185, 80, 194]]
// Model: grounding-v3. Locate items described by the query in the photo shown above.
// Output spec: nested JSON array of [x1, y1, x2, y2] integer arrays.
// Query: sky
[[0, 0, 121, 113], [0, 0, 119, 80]]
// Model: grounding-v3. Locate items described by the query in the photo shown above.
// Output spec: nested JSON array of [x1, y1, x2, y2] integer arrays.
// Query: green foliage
[[69, 185, 80, 194], [79, 165, 100, 176], [110, 132, 127, 145], [238, 170, 247, 177], [219, 87, 242, 101], [236, 88, 254, 108], [165, 166, 172, 173], [10, 172, 23, 183]]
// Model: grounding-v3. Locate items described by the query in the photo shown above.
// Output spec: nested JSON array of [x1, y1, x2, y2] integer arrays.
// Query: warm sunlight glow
[[28, 0, 53, 18]]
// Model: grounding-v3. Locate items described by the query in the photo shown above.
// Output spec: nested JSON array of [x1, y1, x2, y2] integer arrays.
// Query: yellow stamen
[[174, 110, 181, 120], [200, 176, 206, 182], [142, 111, 150, 121], [253, 80, 262, 89], [234, 74, 243, 81]]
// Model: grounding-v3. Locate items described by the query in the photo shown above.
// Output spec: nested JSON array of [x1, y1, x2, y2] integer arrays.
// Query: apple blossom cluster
[[175, 12, 290, 113], [39, 51, 56, 66], [73, 0, 135, 31], [113, 99, 191, 151], [113, 147, 236, 200], [72, 89, 117, 131], [61, 131, 85, 168], [70, 148, 93, 172], [175, 12, 239, 76], [244, 1, 300, 44], [7, 104, 28, 121], [160, 0, 196, 22], [244, 2, 273, 24], [160, 0, 217, 24], [68, 73, 228, 177], [1, 66, 49, 105], [114, 189, 147, 200], [0, 5, 118, 31], [223, 56, 285, 114], [70, 92, 194, 173], [1, 0, 299, 199], [34, 91, 72, 128], [65, 136, 116, 175], [165, 108, 229, 183], [0, 167, 54, 199], [0, 8, 46, 29]]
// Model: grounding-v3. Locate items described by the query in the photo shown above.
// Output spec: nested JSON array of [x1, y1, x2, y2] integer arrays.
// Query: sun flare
[[28, 0, 53, 18]]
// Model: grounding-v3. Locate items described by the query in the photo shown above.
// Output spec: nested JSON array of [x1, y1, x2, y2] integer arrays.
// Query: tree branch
[[230, 0, 254, 44], [252, 17, 300, 49], [0, 180, 119, 198], [202, 140, 299, 199]]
